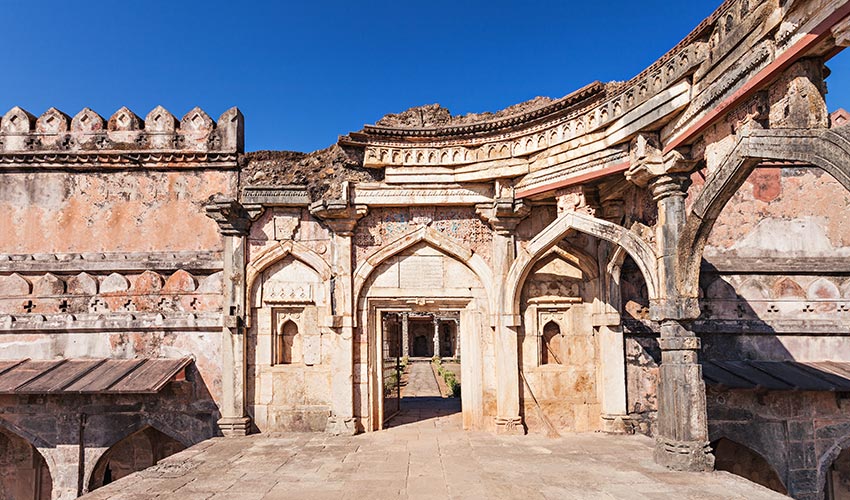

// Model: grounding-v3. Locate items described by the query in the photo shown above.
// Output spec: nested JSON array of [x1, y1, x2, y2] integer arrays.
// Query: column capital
[[310, 200, 368, 236], [205, 198, 263, 236], [475, 198, 530, 235], [648, 173, 692, 202]]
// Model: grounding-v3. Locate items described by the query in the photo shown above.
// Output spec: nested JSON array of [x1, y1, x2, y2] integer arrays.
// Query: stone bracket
[[205, 198, 263, 237], [475, 198, 530, 234]]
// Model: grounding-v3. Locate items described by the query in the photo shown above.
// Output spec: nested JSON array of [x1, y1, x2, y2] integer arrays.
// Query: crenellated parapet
[[0, 105, 243, 168]]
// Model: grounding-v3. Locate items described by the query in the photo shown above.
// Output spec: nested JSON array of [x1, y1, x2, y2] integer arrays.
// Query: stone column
[[205, 199, 259, 437], [453, 319, 461, 358], [401, 312, 410, 357], [433, 316, 441, 358], [311, 200, 367, 436], [477, 194, 530, 434], [648, 173, 713, 471]]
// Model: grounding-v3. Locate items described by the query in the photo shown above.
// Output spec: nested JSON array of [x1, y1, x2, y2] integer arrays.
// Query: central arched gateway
[[354, 227, 495, 431]]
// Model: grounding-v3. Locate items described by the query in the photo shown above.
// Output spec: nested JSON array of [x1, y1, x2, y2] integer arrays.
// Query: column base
[[654, 437, 715, 472], [600, 414, 630, 434], [326, 416, 358, 436], [218, 416, 252, 437], [495, 416, 526, 435]]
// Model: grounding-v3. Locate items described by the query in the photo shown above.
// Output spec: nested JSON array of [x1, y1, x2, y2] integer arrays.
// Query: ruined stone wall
[[0, 105, 240, 498], [0, 373, 218, 499]]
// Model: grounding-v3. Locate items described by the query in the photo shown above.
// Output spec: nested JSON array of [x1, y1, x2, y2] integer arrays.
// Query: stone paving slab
[[81, 405, 788, 500]]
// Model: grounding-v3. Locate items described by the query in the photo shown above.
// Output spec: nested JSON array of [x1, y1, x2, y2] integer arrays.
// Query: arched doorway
[[89, 426, 186, 491], [712, 438, 787, 495], [0, 426, 51, 500], [356, 237, 491, 431]]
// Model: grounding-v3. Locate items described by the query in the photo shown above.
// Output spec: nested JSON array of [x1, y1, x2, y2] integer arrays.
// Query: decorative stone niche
[[271, 307, 321, 366]]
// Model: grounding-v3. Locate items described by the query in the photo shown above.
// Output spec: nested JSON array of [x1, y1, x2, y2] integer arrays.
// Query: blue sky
[[3, 1, 850, 152]]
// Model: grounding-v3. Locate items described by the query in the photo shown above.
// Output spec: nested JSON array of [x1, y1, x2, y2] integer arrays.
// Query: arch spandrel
[[352, 225, 495, 325], [504, 211, 659, 322]]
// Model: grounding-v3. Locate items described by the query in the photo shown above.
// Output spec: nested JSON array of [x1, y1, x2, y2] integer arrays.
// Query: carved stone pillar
[[311, 200, 367, 436], [477, 195, 530, 434], [647, 173, 713, 472], [205, 198, 262, 437]]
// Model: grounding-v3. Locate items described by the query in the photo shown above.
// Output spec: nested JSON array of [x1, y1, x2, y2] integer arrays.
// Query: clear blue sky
[[3, 1, 850, 153]]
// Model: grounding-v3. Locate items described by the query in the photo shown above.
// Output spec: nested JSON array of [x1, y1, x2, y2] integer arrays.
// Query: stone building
[[2, 0, 850, 499]]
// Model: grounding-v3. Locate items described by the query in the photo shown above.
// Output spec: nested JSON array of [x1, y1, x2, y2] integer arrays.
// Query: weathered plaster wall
[[702, 168, 850, 255], [0, 171, 234, 254]]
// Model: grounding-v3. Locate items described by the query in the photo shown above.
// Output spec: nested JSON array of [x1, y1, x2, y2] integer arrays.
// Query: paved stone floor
[[81, 397, 788, 500], [402, 359, 441, 398]]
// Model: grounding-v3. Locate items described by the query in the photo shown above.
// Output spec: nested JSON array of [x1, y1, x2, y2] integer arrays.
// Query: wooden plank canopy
[[0, 357, 192, 395]]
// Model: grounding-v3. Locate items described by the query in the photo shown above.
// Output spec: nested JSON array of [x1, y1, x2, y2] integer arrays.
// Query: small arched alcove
[[89, 426, 185, 491], [711, 438, 787, 495], [0, 425, 52, 500], [275, 319, 301, 365], [541, 321, 563, 366]]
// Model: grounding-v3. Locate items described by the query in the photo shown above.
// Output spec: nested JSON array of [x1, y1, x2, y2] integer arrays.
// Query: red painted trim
[[664, 4, 850, 154], [516, 161, 630, 199]]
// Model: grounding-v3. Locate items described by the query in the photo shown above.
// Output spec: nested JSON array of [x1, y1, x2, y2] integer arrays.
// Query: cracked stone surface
[[80, 401, 787, 500]]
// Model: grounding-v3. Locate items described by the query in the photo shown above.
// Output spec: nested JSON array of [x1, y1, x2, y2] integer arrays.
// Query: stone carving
[[163, 270, 197, 293], [0, 273, 31, 296], [100, 273, 130, 294], [67, 272, 98, 295], [274, 214, 300, 241], [263, 282, 312, 303], [32, 273, 65, 296]]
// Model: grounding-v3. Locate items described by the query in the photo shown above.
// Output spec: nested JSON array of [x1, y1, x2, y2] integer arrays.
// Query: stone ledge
[[0, 251, 223, 273], [0, 312, 221, 333]]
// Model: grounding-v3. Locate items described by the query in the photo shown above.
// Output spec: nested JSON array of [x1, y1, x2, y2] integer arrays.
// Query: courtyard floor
[[81, 396, 788, 500]]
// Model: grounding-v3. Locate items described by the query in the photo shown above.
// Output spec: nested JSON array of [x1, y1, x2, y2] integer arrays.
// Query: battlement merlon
[[0, 105, 244, 158]]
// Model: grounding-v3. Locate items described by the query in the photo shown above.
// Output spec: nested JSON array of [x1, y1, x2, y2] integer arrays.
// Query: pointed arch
[[681, 126, 850, 297], [0, 422, 52, 500], [88, 425, 186, 492], [819, 434, 850, 498], [504, 211, 659, 321], [245, 240, 333, 327], [711, 437, 787, 495], [353, 225, 495, 316]]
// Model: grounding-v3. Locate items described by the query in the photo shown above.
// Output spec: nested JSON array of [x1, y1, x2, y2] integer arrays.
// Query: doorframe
[[366, 297, 473, 431]]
